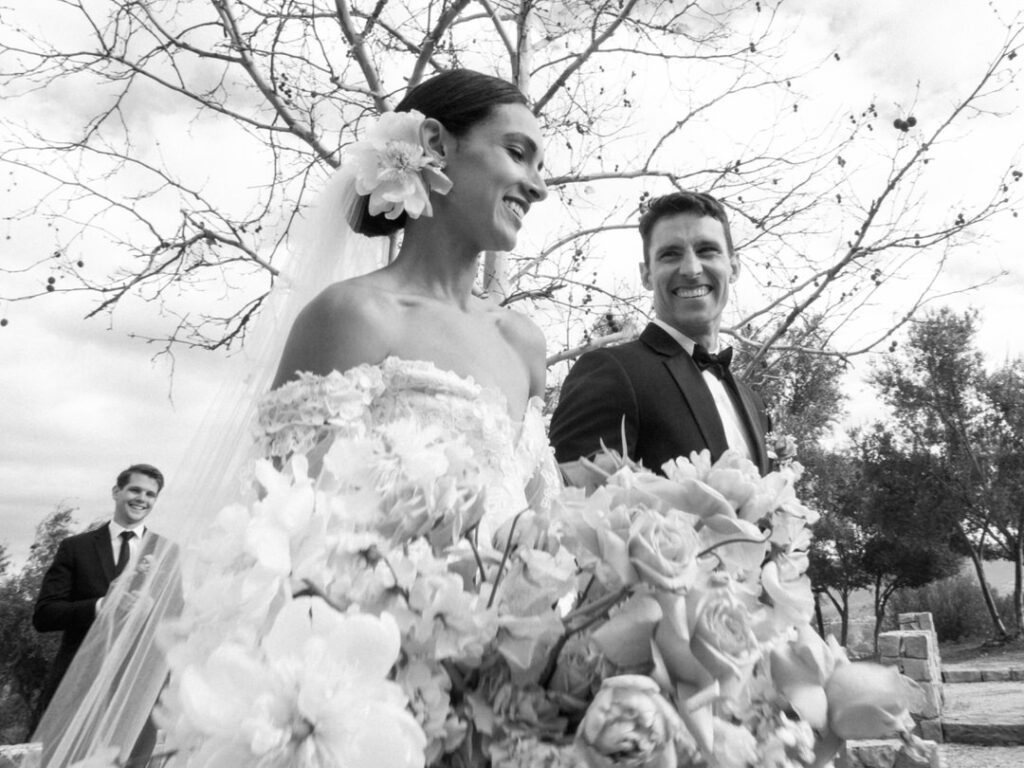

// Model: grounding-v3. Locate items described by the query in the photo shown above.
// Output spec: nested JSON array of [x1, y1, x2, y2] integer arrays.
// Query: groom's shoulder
[[577, 335, 649, 364]]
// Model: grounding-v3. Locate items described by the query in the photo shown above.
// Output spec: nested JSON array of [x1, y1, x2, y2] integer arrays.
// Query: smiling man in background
[[31, 463, 165, 723], [550, 191, 771, 479]]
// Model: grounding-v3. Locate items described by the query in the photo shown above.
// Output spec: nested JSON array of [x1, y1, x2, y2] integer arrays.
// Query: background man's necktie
[[114, 530, 134, 577]]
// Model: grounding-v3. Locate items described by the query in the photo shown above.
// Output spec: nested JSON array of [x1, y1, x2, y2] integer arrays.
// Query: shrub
[[889, 571, 1013, 642]]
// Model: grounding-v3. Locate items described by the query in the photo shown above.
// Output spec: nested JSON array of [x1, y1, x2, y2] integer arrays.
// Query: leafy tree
[[1, 2, 1020, 372], [979, 358, 1024, 630], [741, 315, 849, 447], [0, 503, 77, 743], [856, 426, 962, 647], [801, 448, 870, 646], [872, 308, 1024, 639]]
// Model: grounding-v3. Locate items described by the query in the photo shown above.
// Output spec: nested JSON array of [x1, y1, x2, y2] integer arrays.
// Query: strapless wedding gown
[[254, 356, 561, 545]]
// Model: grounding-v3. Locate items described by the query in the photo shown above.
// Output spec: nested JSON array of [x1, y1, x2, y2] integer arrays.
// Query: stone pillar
[[877, 612, 944, 743]]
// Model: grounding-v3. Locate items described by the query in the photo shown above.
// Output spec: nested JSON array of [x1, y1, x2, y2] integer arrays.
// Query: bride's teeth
[[505, 199, 524, 217]]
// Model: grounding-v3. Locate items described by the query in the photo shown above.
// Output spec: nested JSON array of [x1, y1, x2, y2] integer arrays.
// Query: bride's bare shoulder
[[273, 275, 397, 387], [489, 301, 548, 397]]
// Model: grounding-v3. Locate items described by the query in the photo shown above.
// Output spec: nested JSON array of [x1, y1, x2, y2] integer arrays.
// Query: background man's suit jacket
[[33, 523, 123, 691], [33, 524, 169, 698], [550, 322, 772, 475]]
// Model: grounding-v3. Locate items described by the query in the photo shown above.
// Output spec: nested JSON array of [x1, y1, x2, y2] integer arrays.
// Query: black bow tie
[[692, 344, 733, 381]]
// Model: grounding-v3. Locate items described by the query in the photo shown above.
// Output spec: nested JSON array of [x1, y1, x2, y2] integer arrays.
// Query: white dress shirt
[[108, 520, 147, 566], [96, 521, 147, 615], [651, 319, 755, 462]]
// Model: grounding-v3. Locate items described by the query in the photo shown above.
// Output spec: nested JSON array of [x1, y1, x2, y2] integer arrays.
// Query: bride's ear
[[419, 117, 451, 165]]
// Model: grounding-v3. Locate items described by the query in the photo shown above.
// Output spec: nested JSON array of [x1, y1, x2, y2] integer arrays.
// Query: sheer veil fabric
[[30, 167, 390, 767]]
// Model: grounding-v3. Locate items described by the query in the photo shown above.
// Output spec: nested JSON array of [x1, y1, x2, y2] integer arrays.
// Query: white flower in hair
[[347, 109, 453, 220]]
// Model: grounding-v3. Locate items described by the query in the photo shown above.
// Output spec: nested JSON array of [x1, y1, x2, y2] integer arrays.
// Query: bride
[[31, 68, 555, 768], [261, 64, 557, 548], [266, 68, 554, 544]]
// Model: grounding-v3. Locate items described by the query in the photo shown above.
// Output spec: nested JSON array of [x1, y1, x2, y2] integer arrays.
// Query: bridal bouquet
[[154, 419, 917, 768]]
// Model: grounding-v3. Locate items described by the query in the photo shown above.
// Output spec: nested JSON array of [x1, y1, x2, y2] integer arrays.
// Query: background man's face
[[640, 212, 739, 343], [111, 472, 160, 527]]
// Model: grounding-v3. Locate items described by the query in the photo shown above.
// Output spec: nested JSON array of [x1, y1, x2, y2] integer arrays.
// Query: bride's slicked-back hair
[[355, 69, 529, 237]]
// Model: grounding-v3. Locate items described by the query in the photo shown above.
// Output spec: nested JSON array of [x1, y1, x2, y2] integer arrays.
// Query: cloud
[[0, 298, 225, 566]]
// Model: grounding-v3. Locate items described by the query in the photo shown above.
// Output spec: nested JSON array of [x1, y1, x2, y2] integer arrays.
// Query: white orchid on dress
[[347, 110, 453, 220]]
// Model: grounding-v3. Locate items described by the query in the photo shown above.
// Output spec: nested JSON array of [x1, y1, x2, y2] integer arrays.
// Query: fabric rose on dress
[[168, 597, 426, 768], [347, 110, 453, 220]]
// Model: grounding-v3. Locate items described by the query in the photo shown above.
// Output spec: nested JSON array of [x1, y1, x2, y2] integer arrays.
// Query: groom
[[550, 191, 771, 477], [32, 463, 166, 726]]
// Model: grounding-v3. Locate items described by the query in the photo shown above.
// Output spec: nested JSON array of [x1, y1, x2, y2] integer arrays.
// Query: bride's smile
[[429, 101, 547, 254]]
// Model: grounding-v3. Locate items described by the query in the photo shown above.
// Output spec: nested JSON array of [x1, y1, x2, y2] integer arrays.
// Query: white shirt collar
[[109, 520, 146, 540], [651, 318, 723, 356]]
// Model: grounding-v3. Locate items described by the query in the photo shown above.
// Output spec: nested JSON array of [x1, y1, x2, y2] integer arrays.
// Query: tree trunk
[[873, 576, 884, 655], [960, 523, 1010, 640], [840, 596, 850, 648], [814, 591, 825, 636], [1014, 510, 1024, 635]]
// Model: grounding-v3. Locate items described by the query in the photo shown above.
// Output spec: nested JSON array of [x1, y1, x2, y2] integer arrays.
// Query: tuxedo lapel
[[92, 523, 115, 584], [640, 324, 730, 457], [732, 379, 770, 474], [663, 354, 730, 456]]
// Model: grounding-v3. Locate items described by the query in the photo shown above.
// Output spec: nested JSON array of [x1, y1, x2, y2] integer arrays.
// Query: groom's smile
[[672, 285, 712, 299], [640, 211, 740, 349]]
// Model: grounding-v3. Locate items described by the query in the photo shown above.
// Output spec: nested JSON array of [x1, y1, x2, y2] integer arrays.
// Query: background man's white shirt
[[96, 521, 148, 614], [651, 319, 755, 462]]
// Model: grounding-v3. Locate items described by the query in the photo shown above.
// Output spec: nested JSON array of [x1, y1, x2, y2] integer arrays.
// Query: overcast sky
[[2, 0, 1023, 567]]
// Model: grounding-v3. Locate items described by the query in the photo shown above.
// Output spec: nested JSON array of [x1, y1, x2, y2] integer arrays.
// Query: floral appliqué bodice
[[254, 357, 560, 544]]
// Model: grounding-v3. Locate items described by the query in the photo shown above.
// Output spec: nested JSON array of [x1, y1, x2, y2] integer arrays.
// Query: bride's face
[[438, 103, 547, 252]]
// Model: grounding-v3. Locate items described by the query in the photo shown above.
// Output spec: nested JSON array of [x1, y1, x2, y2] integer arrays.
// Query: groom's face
[[640, 212, 739, 345]]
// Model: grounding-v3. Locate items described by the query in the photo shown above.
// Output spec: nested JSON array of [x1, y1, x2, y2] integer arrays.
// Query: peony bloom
[[576, 675, 688, 768], [347, 110, 452, 220], [171, 597, 426, 768]]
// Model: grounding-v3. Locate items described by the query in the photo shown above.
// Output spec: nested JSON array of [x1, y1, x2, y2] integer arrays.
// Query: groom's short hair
[[638, 191, 735, 264], [115, 463, 165, 492]]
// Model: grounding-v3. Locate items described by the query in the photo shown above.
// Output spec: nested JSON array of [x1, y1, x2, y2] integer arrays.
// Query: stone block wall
[[877, 612, 944, 742]]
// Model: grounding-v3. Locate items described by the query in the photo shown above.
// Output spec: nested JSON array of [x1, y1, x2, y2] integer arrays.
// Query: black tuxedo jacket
[[33, 524, 166, 694], [550, 323, 771, 475]]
